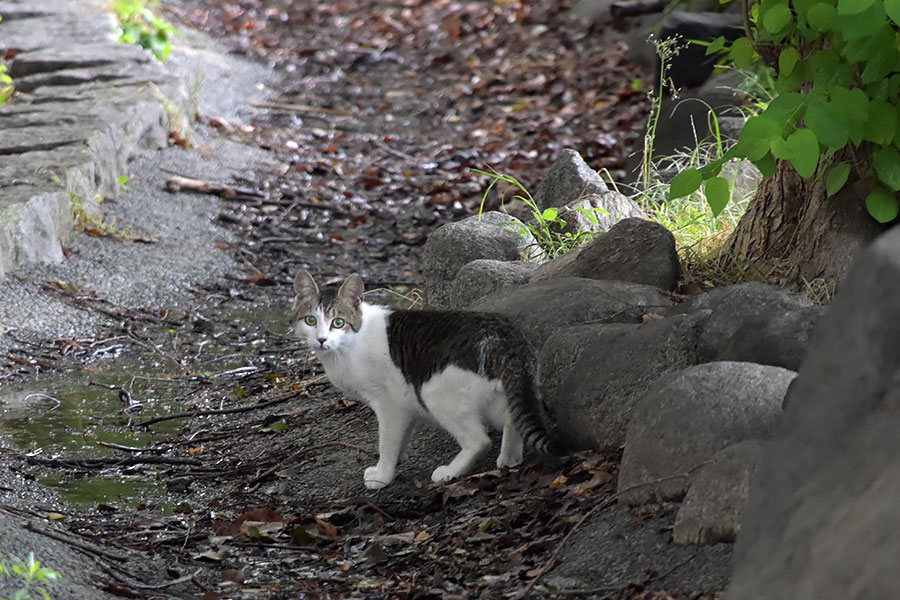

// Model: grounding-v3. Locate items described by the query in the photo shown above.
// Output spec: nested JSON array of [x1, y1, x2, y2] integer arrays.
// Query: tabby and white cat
[[292, 270, 561, 489]]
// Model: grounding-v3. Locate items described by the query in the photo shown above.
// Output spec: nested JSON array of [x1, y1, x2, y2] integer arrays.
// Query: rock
[[533, 148, 609, 211], [726, 227, 900, 600], [541, 312, 706, 450], [449, 259, 537, 310], [717, 305, 825, 371], [673, 440, 762, 545], [531, 218, 680, 290], [470, 277, 674, 350], [668, 282, 814, 362], [422, 212, 532, 309], [552, 190, 648, 240], [658, 12, 743, 90], [618, 361, 794, 505]]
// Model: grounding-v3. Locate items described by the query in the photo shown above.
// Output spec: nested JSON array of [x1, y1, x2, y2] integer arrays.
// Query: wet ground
[[0, 1, 733, 598]]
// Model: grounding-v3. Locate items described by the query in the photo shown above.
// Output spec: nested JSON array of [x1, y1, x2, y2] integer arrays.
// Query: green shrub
[[671, 0, 900, 223]]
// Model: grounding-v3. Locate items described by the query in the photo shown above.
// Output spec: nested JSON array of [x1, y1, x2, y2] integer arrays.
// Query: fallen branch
[[164, 175, 265, 200], [134, 387, 311, 428], [26, 455, 202, 469], [609, 0, 667, 16], [25, 521, 129, 562], [515, 465, 710, 599]]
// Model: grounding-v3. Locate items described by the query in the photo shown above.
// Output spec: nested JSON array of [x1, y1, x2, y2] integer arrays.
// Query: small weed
[[69, 192, 136, 240], [117, 175, 131, 192], [802, 277, 835, 305], [0, 17, 13, 104], [114, 0, 177, 63], [0, 552, 61, 600], [634, 35, 766, 286], [473, 168, 606, 260]]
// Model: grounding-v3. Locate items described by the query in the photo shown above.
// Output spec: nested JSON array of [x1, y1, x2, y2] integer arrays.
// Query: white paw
[[364, 466, 391, 490], [497, 452, 523, 469], [431, 465, 458, 483]]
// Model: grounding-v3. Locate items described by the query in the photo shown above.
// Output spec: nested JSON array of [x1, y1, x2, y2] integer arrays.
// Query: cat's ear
[[293, 269, 319, 303], [338, 273, 365, 307]]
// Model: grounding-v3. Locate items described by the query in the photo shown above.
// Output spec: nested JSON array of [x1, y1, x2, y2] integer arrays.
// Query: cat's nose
[[316, 337, 327, 346]]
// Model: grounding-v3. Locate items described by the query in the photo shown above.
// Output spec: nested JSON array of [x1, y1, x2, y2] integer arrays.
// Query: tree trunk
[[723, 159, 890, 292]]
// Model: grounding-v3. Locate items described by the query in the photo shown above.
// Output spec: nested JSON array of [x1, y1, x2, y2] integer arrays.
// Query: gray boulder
[[531, 218, 680, 290], [449, 259, 537, 309], [727, 226, 900, 600], [422, 211, 531, 309], [658, 12, 744, 90], [541, 312, 706, 450], [618, 361, 794, 505], [717, 305, 825, 371], [674, 439, 762, 545], [552, 190, 648, 239], [668, 282, 814, 362], [533, 148, 609, 211], [470, 277, 674, 350]]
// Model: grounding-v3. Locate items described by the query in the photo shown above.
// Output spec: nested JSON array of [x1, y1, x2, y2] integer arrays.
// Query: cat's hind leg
[[497, 420, 523, 468], [430, 418, 491, 483]]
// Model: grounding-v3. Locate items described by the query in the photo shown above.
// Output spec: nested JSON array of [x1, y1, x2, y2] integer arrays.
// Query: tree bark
[[723, 159, 889, 291]]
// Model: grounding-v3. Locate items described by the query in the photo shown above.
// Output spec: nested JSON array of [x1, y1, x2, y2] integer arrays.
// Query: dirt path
[[0, 1, 734, 598]]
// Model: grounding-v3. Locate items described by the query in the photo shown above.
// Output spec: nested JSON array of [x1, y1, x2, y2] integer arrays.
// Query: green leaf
[[728, 37, 755, 68], [706, 36, 726, 55], [541, 207, 558, 221], [736, 114, 782, 160], [865, 187, 900, 222], [864, 100, 897, 145], [753, 152, 777, 178], [778, 46, 801, 76], [886, 0, 900, 25], [838, 0, 875, 14], [826, 163, 851, 196], [874, 146, 900, 191], [704, 177, 731, 217], [807, 2, 835, 30], [804, 101, 848, 149], [762, 3, 793, 33], [839, 1, 888, 39], [785, 128, 820, 178], [670, 168, 703, 200]]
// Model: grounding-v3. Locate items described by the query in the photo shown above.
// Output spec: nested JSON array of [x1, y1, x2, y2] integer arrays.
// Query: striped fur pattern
[[292, 270, 561, 490]]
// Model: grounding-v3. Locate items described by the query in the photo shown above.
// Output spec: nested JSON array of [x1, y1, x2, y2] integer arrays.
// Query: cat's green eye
[[304, 315, 317, 326], [332, 317, 345, 329]]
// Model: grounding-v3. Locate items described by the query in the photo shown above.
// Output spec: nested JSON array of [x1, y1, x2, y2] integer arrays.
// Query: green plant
[[0, 552, 61, 600], [473, 168, 607, 259], [0, 17, 13, 104], [671, 0, 900, 223], [634, 39, 762, 278], [114, 0, 176, 63], [69, 192, 135, 240]]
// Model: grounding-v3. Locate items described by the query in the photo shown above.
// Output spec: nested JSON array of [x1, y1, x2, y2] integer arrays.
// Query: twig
[[96, 440, 163, 454], [164, 175, 265, 200], [133, 388, 310, 428], [26, 455, 202, 469], [246, 441, 375, 487], [129, 568, 202, 590], [514, 466, 709, 599], [25, 521, 129, 562]]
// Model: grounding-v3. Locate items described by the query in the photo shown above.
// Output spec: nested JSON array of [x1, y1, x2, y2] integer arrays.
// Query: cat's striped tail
[[501, 346, 566, 458]]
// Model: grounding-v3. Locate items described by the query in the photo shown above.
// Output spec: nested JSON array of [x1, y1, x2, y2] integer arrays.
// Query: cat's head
[[292, 270, 365, 353]]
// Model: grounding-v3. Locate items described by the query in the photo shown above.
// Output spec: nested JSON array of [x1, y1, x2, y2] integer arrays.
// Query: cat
[[291, 269, 562, 489]]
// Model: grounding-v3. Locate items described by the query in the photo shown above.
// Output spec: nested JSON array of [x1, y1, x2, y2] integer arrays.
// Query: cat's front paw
[[364, 466, 391, 490], [431, 465, 458, 483]]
